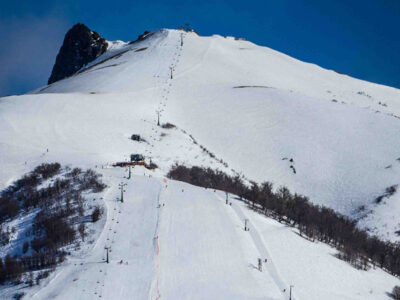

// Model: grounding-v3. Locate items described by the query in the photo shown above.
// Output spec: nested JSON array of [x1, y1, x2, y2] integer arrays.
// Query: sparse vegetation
[[33, 162, 61, 179], [0, 227, 11, 246], [130, 134, 142, 141], [13, 292, 25, 300], [22, 241, 29, 254], [161, 122, 176, 129], [91, 206, 102, 222], [168, 164, 400, 276], [78, 223, 86, 241], [375, 185, 397, 204], [145, 162, 158, 170], [357, 91, 372, 98], [187, 133, 229, 168], [392, 285, 400, 299], [0, 163, 106, 285]]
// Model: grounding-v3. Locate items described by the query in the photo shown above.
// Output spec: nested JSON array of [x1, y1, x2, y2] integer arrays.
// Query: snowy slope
[[12, 171, 397, 300], [1, 29, 400, 240], [1, 28, 400, 298]]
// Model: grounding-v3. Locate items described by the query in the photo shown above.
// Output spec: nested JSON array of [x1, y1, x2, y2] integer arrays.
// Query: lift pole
[[105, 246, 110, 263], [128, 165, 131, 179], [119, 183, 127, 203], [170, 66, 173, 79], [289, 285, 294, 300]]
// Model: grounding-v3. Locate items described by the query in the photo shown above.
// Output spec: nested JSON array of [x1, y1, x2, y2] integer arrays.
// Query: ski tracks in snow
[[214, 192, 296, 300], [145, 30, 185, 162], [147, 31, 186, 300], [150, 181, 164, 300]]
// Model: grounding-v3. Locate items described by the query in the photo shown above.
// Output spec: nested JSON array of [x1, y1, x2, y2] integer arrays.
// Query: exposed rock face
[[48, 23, 108, 84]]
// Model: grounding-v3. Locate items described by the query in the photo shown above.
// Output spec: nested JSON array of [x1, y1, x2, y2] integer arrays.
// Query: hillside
[[1, 29, 400, 240], [1, 27, 400, 299], [1, 172, 395, 300]]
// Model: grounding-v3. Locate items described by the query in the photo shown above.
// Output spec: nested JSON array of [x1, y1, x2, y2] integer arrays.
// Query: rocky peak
[[48, 23, 108, 84]]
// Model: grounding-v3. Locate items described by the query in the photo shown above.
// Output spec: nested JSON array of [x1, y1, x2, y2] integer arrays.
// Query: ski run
[[15, 172, 399, 300], [1, 28, 400, 299]]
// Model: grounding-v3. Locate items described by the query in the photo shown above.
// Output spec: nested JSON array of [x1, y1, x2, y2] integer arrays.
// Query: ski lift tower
[[244, 218, 249, 231], [289, 285, 294, 300], [127, 165, 132, 179], [105, 246, 110, 263], [119, 182, 127, 203]]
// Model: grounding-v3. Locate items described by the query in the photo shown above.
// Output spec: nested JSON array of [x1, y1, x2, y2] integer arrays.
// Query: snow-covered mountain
[[1, 27, 400, 299], [3, 28, 400, 240]]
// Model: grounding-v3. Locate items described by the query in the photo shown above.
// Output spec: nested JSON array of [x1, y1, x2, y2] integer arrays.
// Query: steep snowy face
[[2, 29, 400, 240]]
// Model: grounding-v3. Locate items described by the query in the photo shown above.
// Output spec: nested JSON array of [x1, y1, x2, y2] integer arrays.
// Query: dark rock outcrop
[[48, 23, 108, 84]]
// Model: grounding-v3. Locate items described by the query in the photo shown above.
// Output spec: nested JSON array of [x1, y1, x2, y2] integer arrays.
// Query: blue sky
[[0, 0, 399, 96]]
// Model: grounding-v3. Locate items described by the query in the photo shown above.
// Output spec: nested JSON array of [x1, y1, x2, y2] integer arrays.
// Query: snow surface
[[1, 28, 400, 298], [9, 29, 400, 239], [9, 171, 398, 300]]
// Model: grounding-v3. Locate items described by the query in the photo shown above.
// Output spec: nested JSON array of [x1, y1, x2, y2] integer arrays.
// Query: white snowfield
[[1, 28, 400, 298], [20, 172, 399, 300], [1, 29, 400, 239]]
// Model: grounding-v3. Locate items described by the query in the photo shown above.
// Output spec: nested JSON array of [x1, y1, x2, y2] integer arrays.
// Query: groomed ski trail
[[149, 181, 163, 300], [28, 174, 162, 300], [155, 180, 283, 300], [213, 192, 295, 300]]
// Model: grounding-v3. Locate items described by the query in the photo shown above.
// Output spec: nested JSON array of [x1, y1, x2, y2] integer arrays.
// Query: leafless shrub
[[91, 206, 102, 222], [161, 123, 176, 129]]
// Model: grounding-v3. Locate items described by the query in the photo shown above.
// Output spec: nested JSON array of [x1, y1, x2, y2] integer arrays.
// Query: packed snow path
[[144, 31, 185, 161], [214, 192, 294, 299], [155, 180, 283, 300], [28, 174, 283, 300]]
